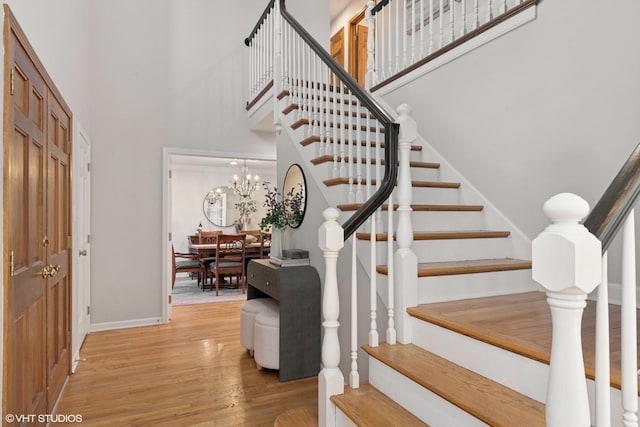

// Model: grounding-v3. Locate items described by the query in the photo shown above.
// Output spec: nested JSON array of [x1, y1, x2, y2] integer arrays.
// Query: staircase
[[245, 1, 639, 425]]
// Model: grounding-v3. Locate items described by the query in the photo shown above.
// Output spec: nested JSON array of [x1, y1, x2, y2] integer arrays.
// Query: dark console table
[[247, 258, 321, 381]]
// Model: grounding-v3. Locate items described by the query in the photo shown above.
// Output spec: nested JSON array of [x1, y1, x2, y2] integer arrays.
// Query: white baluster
[[621, 212, 639, 427], [596, 252, 611, 427], [532, 193, 602, 427], [387, 191, 396, 344], [403, 0, 408, 68], [311, 54, 318, 139], [429, 0, 434, 53], [410, 0, 416, 64], [273, 2, 282, 128], [501, 0, 507, 14], [380, 8, 386, 81], [348, 103, 355, 204], [369, 210, 379, 347], [473, 0, 479, 30], [394, 104, 418, 344], [332, 82, 339, 178], [325, 63, 332, 157], [350, 235, 359, 389], [341, 90, 349, 178], [356, 103, 364, 202], [439, 0, 444, 49], [318, 64, 325, 157], [487, 0, 493, 22], [318, 208, 345, 427], [449, 0, 455, 43], [387, 4, 392, 77], [461, 0, 467, 36], [365, 2, 376, 88], [420, 0, 425, 58], [395, 0, 401, 73]]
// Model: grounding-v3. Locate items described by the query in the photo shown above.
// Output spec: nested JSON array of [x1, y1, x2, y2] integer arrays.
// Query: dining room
[[169, 154, 277, 306]]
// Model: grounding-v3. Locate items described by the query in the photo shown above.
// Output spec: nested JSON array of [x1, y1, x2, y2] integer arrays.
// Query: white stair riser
[[410, 316, 626, 424], [417, 269, 537, 303], [410, 237, 513, 262], [368, 356, 488, 426], [335, 409, 357, 427]]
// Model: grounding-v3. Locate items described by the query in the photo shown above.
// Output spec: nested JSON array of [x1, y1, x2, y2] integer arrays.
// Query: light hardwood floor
[[54, 301, 318, 426]]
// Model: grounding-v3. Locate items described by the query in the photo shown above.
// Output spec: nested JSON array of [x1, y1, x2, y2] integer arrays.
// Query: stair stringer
[[278, 91, 539, 311]]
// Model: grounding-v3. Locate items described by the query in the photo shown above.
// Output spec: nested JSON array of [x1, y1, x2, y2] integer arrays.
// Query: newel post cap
[[396, 104, 417, 142], [532, 193, 602, 294], [319, 208, 344, 252]]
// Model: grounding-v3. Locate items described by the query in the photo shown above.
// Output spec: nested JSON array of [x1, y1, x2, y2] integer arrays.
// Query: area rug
[[172, 277, 247, 306]]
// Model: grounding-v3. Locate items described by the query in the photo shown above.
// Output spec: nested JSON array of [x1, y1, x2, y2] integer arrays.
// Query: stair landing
[[408, 291, 639, 391]]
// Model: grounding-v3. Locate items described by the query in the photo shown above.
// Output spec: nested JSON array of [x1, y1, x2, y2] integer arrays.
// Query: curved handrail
[[371, 0, 391, 15], [279, 0, 400, 240], [583, 141, 640, 253], [245, 0, 276, 47]]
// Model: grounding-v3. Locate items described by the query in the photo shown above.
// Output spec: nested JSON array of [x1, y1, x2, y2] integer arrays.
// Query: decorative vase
[[270, 226, 283, 259]]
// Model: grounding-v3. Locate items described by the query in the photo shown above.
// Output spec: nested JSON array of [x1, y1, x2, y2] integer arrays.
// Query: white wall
[[329, 0, 368, 75], [87, 0, 329, 326], [380, 0, 640, 240]]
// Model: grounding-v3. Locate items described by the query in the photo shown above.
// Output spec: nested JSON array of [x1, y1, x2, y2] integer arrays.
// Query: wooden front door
[[4, 7, 72, 423]]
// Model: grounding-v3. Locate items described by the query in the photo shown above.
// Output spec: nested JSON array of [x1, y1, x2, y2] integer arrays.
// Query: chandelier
[[205, 187, 223, 205], [229, 159, 260, 198]]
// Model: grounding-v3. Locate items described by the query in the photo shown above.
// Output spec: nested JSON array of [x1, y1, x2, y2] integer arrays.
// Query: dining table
[[188, 241, 270, 260]]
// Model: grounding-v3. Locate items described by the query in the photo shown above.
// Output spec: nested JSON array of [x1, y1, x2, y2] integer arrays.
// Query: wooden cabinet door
[[6, 28, 49, 425], [45, 93, 71, 411], [4, 8, 72, 422]]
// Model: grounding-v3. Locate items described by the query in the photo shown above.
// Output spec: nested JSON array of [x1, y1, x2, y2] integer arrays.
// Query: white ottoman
[[253, 303, 280, 370], [240, 298, 277, 355]]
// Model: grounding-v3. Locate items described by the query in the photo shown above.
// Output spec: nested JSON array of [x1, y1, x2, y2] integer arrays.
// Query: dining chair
[[208, 234, 247, 295], [172, 245, 203, 289]]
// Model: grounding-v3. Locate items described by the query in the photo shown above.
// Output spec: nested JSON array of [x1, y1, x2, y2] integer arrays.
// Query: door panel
[[7, 29, 49, 425], [45, 94, 71, 410], [5, 9, 72, 422]]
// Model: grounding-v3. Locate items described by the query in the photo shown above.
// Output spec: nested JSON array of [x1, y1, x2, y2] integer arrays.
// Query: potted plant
[[259, 181, 305, 258]]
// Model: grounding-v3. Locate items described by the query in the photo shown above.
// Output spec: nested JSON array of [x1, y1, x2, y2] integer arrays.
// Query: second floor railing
[[369, 0, 539, 90]]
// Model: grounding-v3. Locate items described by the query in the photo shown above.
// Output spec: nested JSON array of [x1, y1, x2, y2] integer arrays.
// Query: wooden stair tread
[[376, 258, 530, 276], [338, 203, 483, 212], [356, 230, 511, 241], [363, 343, 545, 427], [310, 154, 439, 169], [331, 382, 428, 427], [407, 292, 639, 391], [299, 135, 422, 151], [283, 104, 376, 120], [274, 406, 317, 427], [417, 258, 530, 277], [323, 177, 459, 188], [292, 118, 385, 133]]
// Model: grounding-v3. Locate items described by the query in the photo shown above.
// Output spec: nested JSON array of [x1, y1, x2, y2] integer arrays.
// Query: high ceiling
[[330, 0, 354, 20]]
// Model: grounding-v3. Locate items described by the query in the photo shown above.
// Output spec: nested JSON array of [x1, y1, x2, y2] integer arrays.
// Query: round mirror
[[203, 187, 241, 227], [283, 164, 307, 228]]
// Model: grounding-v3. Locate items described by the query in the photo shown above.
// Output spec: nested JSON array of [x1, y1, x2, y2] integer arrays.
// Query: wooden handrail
[[279, 0, 400, 240], [245, 0, 275, 47], [583, 141, 640, 252]]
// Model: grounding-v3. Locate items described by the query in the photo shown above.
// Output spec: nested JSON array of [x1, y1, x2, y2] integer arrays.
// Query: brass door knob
[[40, 265, 53, 278]]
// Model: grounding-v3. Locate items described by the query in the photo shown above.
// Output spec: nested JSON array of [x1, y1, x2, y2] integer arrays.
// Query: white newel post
[[318, 208, 345, 427], [532, 193, 602, 427], [394, 104, 418, 344], [365, 1, 376, 89]]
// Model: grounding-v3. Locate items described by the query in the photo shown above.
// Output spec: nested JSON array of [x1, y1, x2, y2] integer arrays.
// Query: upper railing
[[369, 0, 539, 90], [583, 141, 640, 252], [246, 0, 400, 240]]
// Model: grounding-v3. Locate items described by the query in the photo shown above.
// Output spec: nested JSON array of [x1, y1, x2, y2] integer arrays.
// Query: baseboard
[[89, 317, 163, 333]]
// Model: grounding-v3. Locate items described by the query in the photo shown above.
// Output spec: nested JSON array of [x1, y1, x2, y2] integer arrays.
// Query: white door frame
[[161, 148, 276, 323], [72, 123, 91, 372]]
